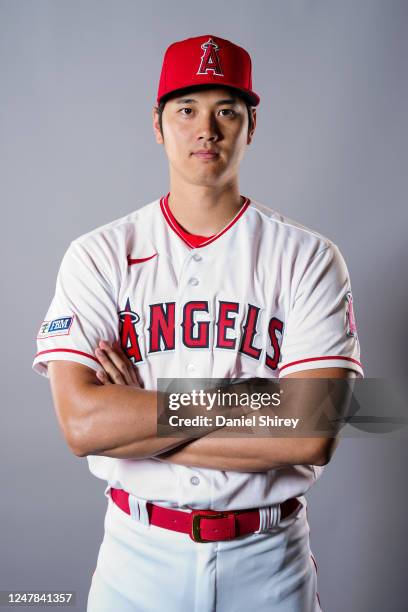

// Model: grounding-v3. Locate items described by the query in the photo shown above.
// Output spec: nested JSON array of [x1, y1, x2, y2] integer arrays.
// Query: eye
[[179, 107, 193, 115], [218, 108, 236, 117]]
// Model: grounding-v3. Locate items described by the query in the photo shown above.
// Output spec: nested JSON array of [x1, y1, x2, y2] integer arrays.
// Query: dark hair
[[156, 85, 255, 138]]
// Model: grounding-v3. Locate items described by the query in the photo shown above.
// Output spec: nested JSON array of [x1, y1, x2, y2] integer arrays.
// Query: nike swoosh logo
[[127, 253, 158, 265]]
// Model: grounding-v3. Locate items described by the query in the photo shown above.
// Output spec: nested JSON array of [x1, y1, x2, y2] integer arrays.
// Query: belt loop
[[270, 503, 281, 528], [128, 495, 151, 527], [254, 504, 281, 533], [254, 507, 266, 533]]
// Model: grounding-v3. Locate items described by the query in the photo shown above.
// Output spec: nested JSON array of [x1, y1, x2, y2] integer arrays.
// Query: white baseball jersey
[[32, 194, 363, 511]]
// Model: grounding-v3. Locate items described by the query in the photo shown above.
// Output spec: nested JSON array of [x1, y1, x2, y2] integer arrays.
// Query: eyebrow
[[174, 97, 238, 105]]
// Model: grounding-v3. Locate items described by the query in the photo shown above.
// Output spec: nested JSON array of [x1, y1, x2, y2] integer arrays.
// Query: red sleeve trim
[[35, 348, 99, 364], [279, 355, 363, 372]]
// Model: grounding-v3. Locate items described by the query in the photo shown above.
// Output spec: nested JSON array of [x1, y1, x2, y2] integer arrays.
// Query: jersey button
[[189, 277, 199, 286], [186, 363, 196, 374], [190, 476, 200, 486], [192, 253, 202, 262]]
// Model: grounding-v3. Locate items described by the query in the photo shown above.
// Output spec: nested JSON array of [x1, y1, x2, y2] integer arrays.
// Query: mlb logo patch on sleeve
[[37, 315, 74, 338]]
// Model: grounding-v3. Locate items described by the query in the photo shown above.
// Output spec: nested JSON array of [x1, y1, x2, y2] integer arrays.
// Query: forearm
[[158, 436, 283, 472], [76, 384, 194, 458], [158, 431, 330, 472], [82, 387, 327, 466]]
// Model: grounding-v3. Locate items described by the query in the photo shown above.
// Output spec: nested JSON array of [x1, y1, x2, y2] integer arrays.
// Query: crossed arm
[[48, 340, 354, 472]]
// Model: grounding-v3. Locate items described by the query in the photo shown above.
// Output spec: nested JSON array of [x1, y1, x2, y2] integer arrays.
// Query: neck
[[167, 180, 243, 236]]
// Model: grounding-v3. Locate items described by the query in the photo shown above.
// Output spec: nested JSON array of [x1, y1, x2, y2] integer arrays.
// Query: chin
[[190, 174, 226, 187], [192, 165, 227, 182], [176, 162, 228, 187]]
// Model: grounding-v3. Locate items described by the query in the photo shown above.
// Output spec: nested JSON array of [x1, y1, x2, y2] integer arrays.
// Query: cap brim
[[158, 82, 260, 106]]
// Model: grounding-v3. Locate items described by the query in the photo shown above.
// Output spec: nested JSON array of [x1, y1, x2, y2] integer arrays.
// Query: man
[[32, 35, 363, 611]]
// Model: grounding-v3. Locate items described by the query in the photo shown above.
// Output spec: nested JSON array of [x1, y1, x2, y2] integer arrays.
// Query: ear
[[152, 106, 164, 145], [247, 108, 257, 145]]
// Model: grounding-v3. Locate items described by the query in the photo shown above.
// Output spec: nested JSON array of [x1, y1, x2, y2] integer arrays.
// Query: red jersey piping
[[35, 348, 99, 364], [160, 193, 251, 249], [279, 355, 363, 372]]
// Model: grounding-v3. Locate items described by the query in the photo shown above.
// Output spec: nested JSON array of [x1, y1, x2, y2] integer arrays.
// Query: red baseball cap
[[157, 35, 260, 106]]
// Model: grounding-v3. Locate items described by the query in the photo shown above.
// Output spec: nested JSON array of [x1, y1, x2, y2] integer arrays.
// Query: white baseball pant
[[87, 490, 322, 612]]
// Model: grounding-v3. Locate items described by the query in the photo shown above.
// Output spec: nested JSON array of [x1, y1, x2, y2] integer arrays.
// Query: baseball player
[[32, 35, 363, 611]]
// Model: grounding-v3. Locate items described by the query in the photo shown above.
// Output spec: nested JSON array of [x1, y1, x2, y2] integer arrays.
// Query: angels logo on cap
[[157, 34, 260, 106], [197, 38, 224, 76]]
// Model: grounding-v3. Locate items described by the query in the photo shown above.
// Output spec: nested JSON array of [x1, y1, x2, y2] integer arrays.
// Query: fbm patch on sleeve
[[37, 315, 74, 339]]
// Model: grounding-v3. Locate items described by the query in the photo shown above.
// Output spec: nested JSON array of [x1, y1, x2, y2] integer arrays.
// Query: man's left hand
[[94, 339, 141, 387]]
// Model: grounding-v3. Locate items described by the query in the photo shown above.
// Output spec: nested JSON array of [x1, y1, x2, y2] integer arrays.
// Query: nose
[[196, 112, 219, 143]]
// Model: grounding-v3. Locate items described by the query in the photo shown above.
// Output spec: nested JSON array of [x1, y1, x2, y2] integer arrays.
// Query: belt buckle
[[190, 510, 232, 543]]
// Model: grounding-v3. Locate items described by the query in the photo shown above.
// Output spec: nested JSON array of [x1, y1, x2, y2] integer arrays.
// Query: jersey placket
[[160, 193, 251, 383], [176, 247, 212, 379]]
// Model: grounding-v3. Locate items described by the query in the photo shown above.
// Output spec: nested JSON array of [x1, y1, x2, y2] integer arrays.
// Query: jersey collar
[[159, 193, 251, 249]]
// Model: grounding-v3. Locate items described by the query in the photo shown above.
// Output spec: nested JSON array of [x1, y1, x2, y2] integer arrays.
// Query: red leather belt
[[109, 487, 300, 543]]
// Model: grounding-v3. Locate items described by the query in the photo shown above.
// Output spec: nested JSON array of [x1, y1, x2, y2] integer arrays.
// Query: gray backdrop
[[1, 0, 407, 610]]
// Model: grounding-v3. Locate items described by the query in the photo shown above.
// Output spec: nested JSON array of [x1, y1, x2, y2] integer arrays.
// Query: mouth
[[192, 150, 220, 160]]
